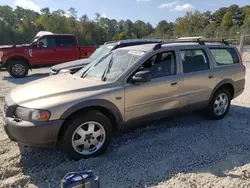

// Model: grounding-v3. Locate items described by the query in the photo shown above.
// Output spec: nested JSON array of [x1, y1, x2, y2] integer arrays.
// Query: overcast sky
[[1, 0, 249, 26]]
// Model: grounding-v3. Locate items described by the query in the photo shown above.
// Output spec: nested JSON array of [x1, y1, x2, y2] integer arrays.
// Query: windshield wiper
[[81, 54, 111, 78], [101, 54, 114, 81]]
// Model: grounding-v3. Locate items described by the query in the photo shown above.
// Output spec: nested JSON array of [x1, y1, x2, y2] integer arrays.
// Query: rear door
[[209, 47, 245, 96], [32, 36, 58, 65], [55, 36, 79, 63], [178, 48, 217, 109]]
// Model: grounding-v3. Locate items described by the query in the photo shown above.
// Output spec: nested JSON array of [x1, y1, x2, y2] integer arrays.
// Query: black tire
[[206, 88, 231, 120], [61, 110, 113, 160], [7, 60, 29, 78]]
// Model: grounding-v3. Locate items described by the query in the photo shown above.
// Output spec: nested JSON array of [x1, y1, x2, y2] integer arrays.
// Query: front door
[[32, 36, 59, 66], [124, 50, 183, 122], [179, 48, 217, 108]]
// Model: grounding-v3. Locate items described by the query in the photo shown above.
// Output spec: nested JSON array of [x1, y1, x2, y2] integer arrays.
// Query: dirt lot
[[0, 65, 250, 188]]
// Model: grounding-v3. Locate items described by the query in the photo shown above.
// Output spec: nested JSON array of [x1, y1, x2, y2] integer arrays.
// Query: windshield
[[90, 44, 115, 59], [75, 49, 145, 81]]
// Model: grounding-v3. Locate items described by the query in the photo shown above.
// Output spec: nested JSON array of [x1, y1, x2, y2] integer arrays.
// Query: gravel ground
[[0, 65, 250, 188]]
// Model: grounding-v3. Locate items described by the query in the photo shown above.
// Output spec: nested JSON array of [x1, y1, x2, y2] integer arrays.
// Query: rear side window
[[180, 49, 210, 73], [210, 48, 239, 66], [56, 36, 74, 46]]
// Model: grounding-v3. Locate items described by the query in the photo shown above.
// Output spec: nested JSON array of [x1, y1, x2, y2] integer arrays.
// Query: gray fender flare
[[209, 79, 234, 100], [60, 99, 123, 125]]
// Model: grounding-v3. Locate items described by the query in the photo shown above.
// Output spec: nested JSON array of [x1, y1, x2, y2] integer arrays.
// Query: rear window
[[180, 49, 210, 73], [55, 36, 74, 46], [210, 48, 239, 66]]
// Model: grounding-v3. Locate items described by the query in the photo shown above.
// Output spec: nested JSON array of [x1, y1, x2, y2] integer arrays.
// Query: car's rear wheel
[[206, 88, 231, 119], [61, 110, 113, 160], [7, 60, 29, 78]]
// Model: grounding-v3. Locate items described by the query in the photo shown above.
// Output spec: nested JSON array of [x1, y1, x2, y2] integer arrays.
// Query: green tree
[[228, 4, 243, 24], [222, 11, 233, 27], [123, 19, 135, 38], [40, 7, 50, 15], [80, 14, 89, 23], [174, 13, 190, 37], [134, 20, 153, 38], [154, 20, 174, 38], [212, 7, 228, 26], [0, 3, 250, 46], [204, 22, 217, 38], [114, 32, 127, 40]]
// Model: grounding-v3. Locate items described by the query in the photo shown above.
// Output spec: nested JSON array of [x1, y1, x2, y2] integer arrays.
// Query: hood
[[0, 45, 14, 49], [51, 58, 92, 71], [10, 74, 109, 109], [0, 44, 30, 50]]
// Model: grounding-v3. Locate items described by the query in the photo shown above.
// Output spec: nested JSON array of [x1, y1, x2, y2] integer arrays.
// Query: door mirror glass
[[38, 41, 45, 48], [132, 69, 152, 83]]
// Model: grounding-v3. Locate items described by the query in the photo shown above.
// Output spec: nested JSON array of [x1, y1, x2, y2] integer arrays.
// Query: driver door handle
[[171, 81, 178, 86]]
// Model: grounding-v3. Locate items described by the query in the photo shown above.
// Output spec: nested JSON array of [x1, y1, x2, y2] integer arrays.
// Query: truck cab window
[[56, 36, 74, 46], [38, 37, 56, 48]]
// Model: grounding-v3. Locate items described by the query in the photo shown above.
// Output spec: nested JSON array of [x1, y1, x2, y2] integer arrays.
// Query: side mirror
[[132, 69, 152, 83], [37, 41, 44, 48]]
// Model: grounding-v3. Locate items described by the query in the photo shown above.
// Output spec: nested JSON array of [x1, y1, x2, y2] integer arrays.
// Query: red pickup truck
[[0, 32, 97, 78]]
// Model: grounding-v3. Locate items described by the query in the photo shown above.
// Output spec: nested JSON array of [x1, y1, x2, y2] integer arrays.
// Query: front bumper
[[3, 117, 64, 147], [2, 94, 64, 147]]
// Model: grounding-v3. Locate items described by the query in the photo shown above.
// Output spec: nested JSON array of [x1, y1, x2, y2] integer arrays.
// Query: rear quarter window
[[210, 48, 239, 66], [55, 36, 74, 46]]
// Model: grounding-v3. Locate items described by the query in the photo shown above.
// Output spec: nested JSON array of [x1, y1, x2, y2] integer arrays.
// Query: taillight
[[235, 47, 245, 73]]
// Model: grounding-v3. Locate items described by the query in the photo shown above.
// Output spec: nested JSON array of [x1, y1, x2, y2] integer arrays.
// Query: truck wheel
[[61, 110, 113, 160], [206, 88, 231, 120], [7, 60, 29, 78]]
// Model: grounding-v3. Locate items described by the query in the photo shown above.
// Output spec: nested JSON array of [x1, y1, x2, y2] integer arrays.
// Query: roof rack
[[153, 38, 229, 50], [104, 39, 162, 45], [104, 40, 117, 44], [111, 40, 162, 50]]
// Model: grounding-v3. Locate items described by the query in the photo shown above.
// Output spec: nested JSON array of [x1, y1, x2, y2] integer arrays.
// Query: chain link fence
[[239, 35, 250, 64]]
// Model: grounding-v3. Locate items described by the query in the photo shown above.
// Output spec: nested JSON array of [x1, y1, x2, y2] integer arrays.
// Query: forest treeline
[[0, 4, 250, 45]]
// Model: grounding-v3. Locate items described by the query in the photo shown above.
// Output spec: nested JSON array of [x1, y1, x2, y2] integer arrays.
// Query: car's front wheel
[[61, 110, 113, 160], [206, 88, 231, 119], [7, 60, 29, 78]]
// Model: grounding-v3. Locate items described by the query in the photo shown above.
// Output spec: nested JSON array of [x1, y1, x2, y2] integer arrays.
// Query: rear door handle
[[171, 81, 178, 86], [208, 75, 214, 79]]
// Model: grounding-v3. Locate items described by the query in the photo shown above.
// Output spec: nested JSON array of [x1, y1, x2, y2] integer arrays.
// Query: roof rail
[[153, 38, 229, 50], [104, 39, 162, 45], [104, 40, 117, 44], [111, 40, 162, 50]]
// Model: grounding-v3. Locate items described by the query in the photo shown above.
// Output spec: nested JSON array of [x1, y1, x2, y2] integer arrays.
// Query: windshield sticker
[[128, 51, 145, 56]]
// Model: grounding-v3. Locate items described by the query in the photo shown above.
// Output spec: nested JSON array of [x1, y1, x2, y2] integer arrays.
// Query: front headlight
[[59, 69, 70, 74], [14, 107, 51, 121]]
